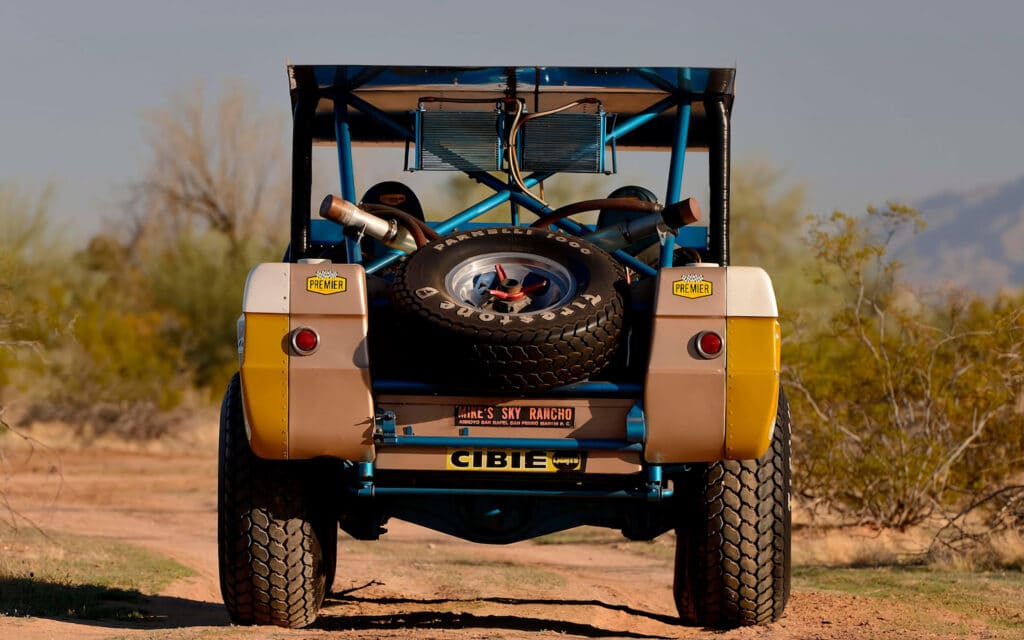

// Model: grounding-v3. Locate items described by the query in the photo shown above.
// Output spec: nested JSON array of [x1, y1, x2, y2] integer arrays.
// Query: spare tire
[[391, 227, 626, 392]]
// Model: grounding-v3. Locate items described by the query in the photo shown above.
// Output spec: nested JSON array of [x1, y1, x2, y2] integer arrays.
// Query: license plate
[[446, 448, 584, 472], [454, 405, 576, 428]]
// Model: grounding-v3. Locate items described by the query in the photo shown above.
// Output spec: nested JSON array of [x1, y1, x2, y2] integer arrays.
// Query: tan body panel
[[287, 263, 375, 461], [240, 260, 777, 467], [644, 317, 727, 462], [644, 267, 728, 462]]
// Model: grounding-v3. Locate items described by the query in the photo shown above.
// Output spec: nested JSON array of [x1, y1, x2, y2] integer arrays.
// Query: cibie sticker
[[446, 449, 584, 473], [306, 269, 347, 295], [672, 273, 713, 299]]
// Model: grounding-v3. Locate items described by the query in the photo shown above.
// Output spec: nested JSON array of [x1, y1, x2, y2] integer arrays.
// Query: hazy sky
[[2, 1, 1022, 235]]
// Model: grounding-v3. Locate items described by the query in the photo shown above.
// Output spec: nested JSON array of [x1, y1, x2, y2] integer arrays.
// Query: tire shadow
[[317, 585, 680, 638]]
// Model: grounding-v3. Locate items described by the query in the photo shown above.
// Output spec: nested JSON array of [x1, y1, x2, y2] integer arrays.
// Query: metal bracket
[[645, 465, 670, 501], [373, 411, 398, 445], [626, 402, 646, 443], [356, 461, 375, 497]]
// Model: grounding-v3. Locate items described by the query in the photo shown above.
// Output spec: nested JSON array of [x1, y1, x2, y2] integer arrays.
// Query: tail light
[[695, 330, 723, 359], [291, 327, 319, 355]]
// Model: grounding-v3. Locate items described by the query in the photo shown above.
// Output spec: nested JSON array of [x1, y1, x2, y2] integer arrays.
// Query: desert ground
[[1, 420, 1021, 640]]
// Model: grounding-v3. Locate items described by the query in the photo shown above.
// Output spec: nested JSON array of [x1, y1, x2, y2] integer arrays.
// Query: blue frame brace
[[335, 93, 688, 275]]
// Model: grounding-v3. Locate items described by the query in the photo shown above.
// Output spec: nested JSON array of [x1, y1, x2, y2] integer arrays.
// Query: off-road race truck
[[219, 65, 790, 629]]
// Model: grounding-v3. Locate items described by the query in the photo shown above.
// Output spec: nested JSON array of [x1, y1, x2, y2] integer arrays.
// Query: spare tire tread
[[390, 228, 626, 392]]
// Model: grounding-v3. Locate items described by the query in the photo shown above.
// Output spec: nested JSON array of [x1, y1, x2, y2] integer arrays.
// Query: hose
[[360, 202, 440, 248], [506, 98, 600, 208], [530, 198, 663, 229]]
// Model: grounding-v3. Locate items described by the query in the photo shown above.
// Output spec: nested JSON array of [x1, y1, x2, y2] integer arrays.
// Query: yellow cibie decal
[[446, 448, 583, 472], [306, 269, 347, 295], [672, 275, 713, 299]]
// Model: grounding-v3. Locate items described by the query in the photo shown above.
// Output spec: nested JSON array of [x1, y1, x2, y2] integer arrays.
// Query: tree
[[127, 82, 289, 255], [122, 83, 290, 390], [728, 161, 811, 317]]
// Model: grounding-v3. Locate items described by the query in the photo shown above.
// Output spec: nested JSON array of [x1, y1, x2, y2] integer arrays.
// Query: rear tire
[[673, 389, 792, 627], [218, 373, 335, 628]]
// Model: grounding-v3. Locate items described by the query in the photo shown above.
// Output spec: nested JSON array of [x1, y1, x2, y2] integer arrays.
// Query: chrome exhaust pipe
[[319, 195, 418, 253]]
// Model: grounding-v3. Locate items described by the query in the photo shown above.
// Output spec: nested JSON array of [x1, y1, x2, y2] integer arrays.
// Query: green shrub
[[786, 204, 1024, 528]]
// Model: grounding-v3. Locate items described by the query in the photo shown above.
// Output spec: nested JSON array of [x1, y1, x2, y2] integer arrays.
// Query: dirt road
[[0, 429, 1013, 639]]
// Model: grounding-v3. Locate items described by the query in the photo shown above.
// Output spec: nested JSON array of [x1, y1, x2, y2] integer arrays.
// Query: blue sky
[[2, 1, 1022, 235]]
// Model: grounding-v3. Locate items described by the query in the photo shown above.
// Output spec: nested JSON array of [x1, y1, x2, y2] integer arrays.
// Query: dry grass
[[793, 525, 931, 567], [930, 528, 1024, 572], [794, 566, 1024, 631], [0, 526, 193, 619]]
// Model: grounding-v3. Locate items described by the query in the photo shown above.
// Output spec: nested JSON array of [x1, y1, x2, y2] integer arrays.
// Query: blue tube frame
[[333, 92, 361, 262], [358, 486, 672, 500], [660, 69, 692, 268], [326, 87, 698, 275], [379, 435, 641, 452]]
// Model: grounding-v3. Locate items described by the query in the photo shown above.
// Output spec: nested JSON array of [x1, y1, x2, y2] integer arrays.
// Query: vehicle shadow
[[0, 576, 229, 629], [2, 576, 678, 637], [317, 583, 680, 638]]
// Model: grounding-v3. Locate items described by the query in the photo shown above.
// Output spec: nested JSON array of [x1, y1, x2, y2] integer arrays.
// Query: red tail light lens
[[696, 331, 723, 359], [291, 327, 319, 355]]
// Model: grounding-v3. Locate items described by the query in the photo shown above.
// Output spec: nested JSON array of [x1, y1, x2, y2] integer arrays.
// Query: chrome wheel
[[444, 252, 576, 314]]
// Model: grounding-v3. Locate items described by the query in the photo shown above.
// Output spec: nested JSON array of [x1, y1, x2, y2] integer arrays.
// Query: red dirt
[[0, 426, 1013, 639]]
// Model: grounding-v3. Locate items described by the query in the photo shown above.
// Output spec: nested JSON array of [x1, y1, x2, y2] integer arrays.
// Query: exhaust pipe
[[584, 196, 701, 253], [319, 195, 418, 253]]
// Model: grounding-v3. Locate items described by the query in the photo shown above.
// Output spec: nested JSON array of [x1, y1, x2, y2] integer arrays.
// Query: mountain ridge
[[897, 175, 1024, 294]]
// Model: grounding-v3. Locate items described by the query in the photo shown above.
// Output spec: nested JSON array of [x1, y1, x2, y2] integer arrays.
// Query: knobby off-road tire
[[674, 390, 792, 628], [391, 227, 626, 392], [218, 373, 337, 628]]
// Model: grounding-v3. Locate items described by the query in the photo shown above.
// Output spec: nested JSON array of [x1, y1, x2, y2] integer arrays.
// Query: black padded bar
[[706, 98, 730, 266]]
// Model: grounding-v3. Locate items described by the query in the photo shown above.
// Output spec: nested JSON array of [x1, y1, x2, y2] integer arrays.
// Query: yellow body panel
[[725, 317, 781, 459], [240, 313, 290, 458]]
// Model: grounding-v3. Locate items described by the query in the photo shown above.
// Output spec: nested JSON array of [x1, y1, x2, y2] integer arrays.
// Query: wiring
[[506, 98, 600, 208]]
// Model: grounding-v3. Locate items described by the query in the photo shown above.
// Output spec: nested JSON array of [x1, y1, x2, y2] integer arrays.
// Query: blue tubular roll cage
[[288, 65, 734, 268], [285, 66, 734, 505]]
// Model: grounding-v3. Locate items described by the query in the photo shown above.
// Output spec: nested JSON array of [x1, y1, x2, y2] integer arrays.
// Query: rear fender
[[643, 266, 779, 463], [239, 262, 375, 461]]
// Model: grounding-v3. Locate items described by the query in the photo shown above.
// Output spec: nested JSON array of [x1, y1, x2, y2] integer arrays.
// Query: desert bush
[[15, 232, 189, 438], [786, 204, 1024, 529], [930, 484, 1024, 571], [141, 230, 279, 390], [0, 183, 59, 385]]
